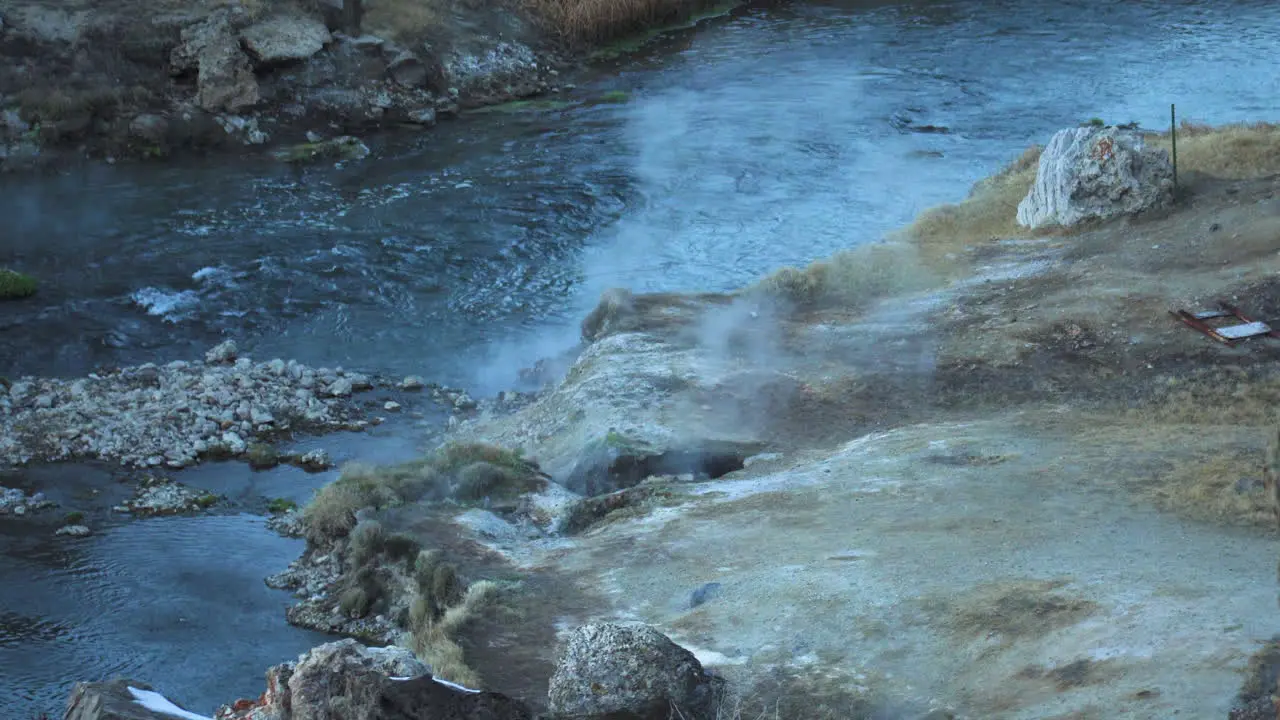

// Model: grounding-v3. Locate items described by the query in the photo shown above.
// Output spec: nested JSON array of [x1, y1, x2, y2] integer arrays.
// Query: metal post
[[1171, 103, 1179, 190]]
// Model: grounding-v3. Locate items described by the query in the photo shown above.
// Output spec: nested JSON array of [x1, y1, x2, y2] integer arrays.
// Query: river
[[2, 0, 1279, 716]]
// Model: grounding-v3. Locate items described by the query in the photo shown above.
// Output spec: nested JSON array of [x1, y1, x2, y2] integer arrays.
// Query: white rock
[[383, 401, 402, 412], [222, 431, 248, 454], [1016, 125, 1173, 230], [326, 378, 354, 397], [400, 375, 425, 390], [251, 406, 275, 425], [56, 524, 92, 537]]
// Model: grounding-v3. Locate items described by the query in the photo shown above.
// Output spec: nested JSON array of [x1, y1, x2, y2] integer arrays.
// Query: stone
[[56, 524, 92, 537], [326, 377, 354, 397], [406, 107, 437, 126], [171, 13, 260, 112], [400, 375, 425, 391], [63, 679, 191, 720], [297, 449, 332, 471], [205, 340, 238, 364], [215, 639, 533, 720], [386, 50, 428, 87], [548, 622, 723, 720], [129, 114, 169, 144], [240, 13, 332, 68], [383, 401, 401, 412], [1016, 125, 1174, 230]]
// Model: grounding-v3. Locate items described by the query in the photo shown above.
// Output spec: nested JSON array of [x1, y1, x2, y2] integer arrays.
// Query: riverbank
[[254, 121, 1280, 718], [0, 0, 741, 172]]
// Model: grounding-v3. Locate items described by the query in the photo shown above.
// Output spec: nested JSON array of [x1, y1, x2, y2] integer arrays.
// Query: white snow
[[388, 675, 482, 694], [127, 687, 214, 720]]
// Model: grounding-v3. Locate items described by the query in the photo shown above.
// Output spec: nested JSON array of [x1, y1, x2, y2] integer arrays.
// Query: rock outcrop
[[548, 623, 723, 720], [64, 679, 200, 720], [170, 12, 261, 112], [215, 639, 533, 720], [1016, 125, 1174, 229], [240, 13, 332, 68]]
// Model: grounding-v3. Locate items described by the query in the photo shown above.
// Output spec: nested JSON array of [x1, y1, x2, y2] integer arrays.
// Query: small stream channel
[[3, 0, 1280, 715]]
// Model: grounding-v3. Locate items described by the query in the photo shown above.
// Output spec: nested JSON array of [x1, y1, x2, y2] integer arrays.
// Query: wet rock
[[406, 106, 437, 126], [689, 581, 722, 609], [171, 12, 260, 112], [64, 679, 187, 720], [386, 49, 428, 87], [548, 622, 723, 720], [128, 114, 169, 144], [124, 476, 219, 517], [383, 401, 401, 412], [1017, 125, 1174, 229], [215, 639, 532, 720], [400, 375, 425, 391], [206, 339, 239, 364], [326, 377, 355, 397], [240, 12, 332, 68], [293, 448, 333, 472], [56, 524, 92, 537], [266, 508, 305, 537], [0, 486, 55, 515]]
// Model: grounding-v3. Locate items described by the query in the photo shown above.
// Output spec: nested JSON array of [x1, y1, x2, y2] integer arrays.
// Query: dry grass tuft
[[1146, 121, 1280, 180], [302, 460, 444, 544], [410, 579, 500, 688], [1143, 452, 1273, 527], [524, 0, 714, 47], [749, 241, 936, 310], [903, 144, 1043, 258]]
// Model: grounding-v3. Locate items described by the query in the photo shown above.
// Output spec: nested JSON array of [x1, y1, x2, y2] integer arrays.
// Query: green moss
[[194, 493, 219, 509], [0, 269, 38, 300], [272, 136, 369, 164], [63, 511, 85, 525], [596, 90, 630, 104], [247, 443, 280, 470], [266, 497, 297, 514], [463, 98, 578, 116], [1085, 117, 1106, 127]]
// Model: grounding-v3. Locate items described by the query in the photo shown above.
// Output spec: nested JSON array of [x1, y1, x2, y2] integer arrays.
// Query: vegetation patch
[[1145, 121, 1280, 180], [749, 241, 936, 311], [928, 578, 1097, 644], [246, 442, 280, 470], [63, 511, 85, 525], [302, 442, 547, 544], [526, 0, 735, 49], [1142, 451, 1272, 527], [0, 269, 38, 300], [406, 546, 502, 688], [266, 497, 298, 514]]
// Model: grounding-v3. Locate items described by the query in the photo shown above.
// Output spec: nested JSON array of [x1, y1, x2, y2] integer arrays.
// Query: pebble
[[383, 401, 402, 412], [0, 343, 374, 467], [400, 376, 425, 391]]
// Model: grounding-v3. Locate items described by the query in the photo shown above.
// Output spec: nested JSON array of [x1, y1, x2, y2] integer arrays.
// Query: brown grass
[[749, 241, 936, 310], [902, 144, 1043, 260], [930, 579, 1098, 642], [524, 0, 715, 46], [1143, 452, 1273, 527], [1145, 121, 1280, 180], [410, 580, 500, 688]]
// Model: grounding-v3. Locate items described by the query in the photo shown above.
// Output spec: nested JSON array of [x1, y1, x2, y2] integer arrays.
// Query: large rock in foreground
[[1016, 125, 1173, 229], [64, 679, 197, 720], [216, 639, 532, 720], [548, 623, 723, 720]]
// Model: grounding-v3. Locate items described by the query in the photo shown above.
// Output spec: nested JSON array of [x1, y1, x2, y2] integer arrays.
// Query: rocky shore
[[0, 0, 738, 170], [35, 121, 1280, 718]]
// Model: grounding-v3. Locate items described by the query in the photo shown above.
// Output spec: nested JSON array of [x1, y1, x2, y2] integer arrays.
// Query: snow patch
[[127, 687, 214, 720]]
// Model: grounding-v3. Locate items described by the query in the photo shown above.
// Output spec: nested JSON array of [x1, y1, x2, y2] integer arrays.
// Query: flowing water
[[3, 0, 1280, 715]]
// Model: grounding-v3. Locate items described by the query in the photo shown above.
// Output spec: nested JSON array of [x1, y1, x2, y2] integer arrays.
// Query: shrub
[[0, 269, 38, 300]]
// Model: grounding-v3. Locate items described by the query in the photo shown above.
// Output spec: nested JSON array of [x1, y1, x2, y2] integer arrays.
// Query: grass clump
[[302, 460, 444, 544], [905, 144, 1043, 259], [749, 241, 935, 310], [1146, 121, 1280, 179], [266, 497, 297, 514], [410, 579, 500, 688], [349, 520, 422, 568], [247, 443, 280, 470], [525, 0, 723, 47], [1144, 452, 1274, 527], [0, 269, 38, 300]]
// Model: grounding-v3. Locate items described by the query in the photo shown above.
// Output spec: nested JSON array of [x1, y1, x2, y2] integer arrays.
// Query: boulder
[[1016, 125, 1173, 229], [217, 639, 533, 720], [241, 14, 332, 68], [170, 13, 260, 112], [547, 623, 723, 720], [63, 679, 200, 720]]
